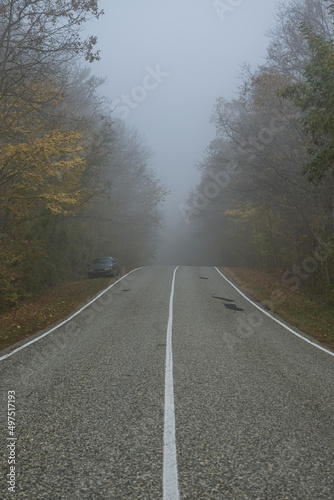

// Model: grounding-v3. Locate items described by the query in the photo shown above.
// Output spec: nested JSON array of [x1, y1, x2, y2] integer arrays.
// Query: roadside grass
[[223, 267, 334, 351], [0, 268, 131, 353]]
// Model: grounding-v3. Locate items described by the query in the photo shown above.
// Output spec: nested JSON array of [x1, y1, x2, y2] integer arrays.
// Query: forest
[[0, 0, 167, 313], [2, 0, 334, 318], [185, 0, 334, 296]]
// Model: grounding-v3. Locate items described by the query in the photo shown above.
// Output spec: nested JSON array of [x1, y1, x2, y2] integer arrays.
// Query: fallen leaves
[[0, 272, 129, 352], [223, 266, 334, 350]]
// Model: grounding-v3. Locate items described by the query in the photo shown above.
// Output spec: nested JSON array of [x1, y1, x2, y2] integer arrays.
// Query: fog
[[88, 0, 282, 264]]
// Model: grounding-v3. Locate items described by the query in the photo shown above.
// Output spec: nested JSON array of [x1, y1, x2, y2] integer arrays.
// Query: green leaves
[[280, 21, 334, 182]]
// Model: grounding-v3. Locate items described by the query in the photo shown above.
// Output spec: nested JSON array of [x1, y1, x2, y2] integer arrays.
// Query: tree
[[265, 0, 333, 79], [0, 1, 170, 311], [280, 22, 334, 182], [84, 119, 168, 265], [0, 1, 105, 307], [0, 0, 103, 72], [0, 0, 103, 139], [184, 0, 334, 282], [0, 128, 88, 230]]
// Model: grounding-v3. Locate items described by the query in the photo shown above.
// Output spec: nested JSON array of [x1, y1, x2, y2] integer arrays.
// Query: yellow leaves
[[224, 206, 258, 223], [0, 128, 89, 224], [252, 70, 292, 110], [0, 80, 65, 145]]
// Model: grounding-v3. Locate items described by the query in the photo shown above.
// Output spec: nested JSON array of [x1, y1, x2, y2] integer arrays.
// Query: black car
[[87, 257, 119, 278]]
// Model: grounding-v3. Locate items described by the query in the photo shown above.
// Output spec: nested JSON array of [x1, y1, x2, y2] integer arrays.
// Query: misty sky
[[87, 0, 284, 262]]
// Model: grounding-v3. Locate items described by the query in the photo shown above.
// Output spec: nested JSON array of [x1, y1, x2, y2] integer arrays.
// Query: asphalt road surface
[[1, 266, 334, 499]]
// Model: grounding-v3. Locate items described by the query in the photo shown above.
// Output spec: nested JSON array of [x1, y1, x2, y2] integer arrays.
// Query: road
[[1, 266, 334, 499]]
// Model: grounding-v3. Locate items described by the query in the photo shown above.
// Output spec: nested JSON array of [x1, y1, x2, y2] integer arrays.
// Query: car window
[[92, 258, 112, 265]]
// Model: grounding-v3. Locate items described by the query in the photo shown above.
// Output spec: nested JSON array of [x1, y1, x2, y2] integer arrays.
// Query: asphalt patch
[[224, 303, 244, 312], [212, 296, 244, 312]]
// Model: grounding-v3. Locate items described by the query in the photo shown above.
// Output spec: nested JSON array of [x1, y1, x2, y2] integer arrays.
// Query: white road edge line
[[163, 266, 180, 500], [215, 267, 334, 358], [0, 268, 144, 362]]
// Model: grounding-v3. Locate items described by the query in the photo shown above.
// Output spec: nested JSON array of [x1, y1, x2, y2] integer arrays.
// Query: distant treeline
[[0, 0, 167, 312], [185, 0, 334, 292]]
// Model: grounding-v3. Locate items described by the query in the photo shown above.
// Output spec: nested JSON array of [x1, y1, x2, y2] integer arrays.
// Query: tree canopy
[[0, 0, 167, 312], [185, 0, 334, 290]]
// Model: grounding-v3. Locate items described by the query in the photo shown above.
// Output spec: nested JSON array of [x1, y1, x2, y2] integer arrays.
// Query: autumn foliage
[[187, 0, 334, 294], [0, 1, 167, 313]]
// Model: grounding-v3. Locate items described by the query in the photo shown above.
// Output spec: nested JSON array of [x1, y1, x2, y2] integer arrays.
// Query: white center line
[[163, 266, 180, 500]]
